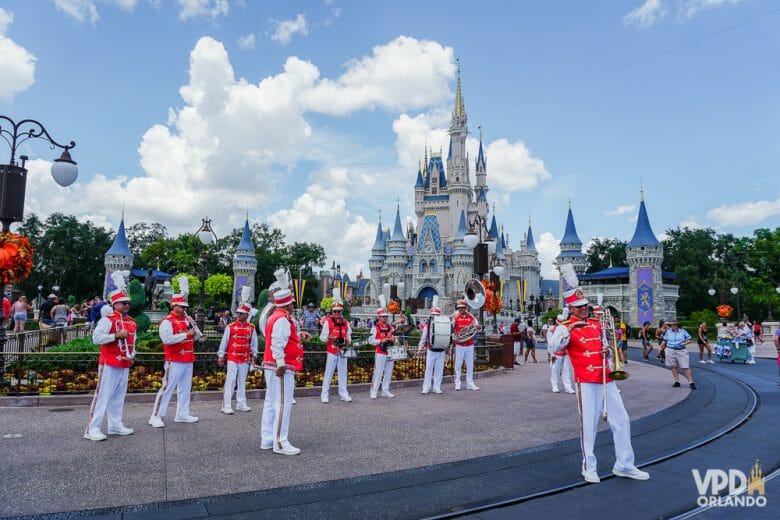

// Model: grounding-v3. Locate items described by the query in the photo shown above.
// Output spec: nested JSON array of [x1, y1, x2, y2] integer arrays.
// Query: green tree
[[585, 238, 627, 273], [204, 273, 233, 307]]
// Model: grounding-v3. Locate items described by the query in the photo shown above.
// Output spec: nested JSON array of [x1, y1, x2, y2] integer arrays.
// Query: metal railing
[[0, 343, 503, 396]]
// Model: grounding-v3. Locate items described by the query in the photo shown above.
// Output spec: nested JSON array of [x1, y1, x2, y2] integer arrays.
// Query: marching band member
[[549, 265, 649, 484], [260, 288, 310, 455], [84, 287, 136, 440], [418, 303, 447, 394], [368, 300, 395, 399], [452, 300, 480, 391], [218, 302, 258, 414], [319, 295, 353, 403], [149, 294, 202, 428], [547, 314, 574, 394]]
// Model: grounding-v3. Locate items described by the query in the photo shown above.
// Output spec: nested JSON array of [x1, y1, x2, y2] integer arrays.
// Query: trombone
[[600, 308, 629, 419]]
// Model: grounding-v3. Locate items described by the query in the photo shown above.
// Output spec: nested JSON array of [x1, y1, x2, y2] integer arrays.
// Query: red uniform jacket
[[263, 308, 304, 371], [372, 322, 394, 354], [225, 321, 255, 363], [99, 313, 137, 369], [564, 317, 611, 384], [324, 316, 350, 355], [453, 312, 478, 347], [162, 313, 195, 363]]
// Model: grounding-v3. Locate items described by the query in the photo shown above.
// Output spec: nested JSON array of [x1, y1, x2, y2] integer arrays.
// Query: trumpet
[[116, 316, 135, 360], [185, 313, 204, 340], [600, 308, 629, 419]]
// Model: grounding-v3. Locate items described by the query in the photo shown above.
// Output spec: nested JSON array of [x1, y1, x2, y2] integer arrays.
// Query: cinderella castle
[[368, 67, 542, 312]]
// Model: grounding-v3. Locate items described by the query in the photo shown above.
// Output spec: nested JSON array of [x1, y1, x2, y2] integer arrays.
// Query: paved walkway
[[1, 356, 681, 518]]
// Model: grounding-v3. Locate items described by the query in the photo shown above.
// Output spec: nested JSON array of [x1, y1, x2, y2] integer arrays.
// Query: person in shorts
[[660, 320, 695, 389], [697, 322, 713, 364], [641, 321, 652, 360]]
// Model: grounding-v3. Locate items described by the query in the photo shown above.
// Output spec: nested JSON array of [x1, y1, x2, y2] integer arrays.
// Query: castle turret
[[475, 130, 487, 194], [232, 218, 257, 311], [446, 61, 472, 240], [555, 203, 588, 305], [103, 217, 134, 299], [627, 193, 666, 327], [414, 162, 425, 218]]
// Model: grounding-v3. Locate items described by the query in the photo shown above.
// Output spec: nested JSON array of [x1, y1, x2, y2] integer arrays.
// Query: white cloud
[[680, 218, 706, 230], [237, 33, 255, 50], [302, 36, 455, 115], [606, 204, 637, 216], [267, 167, 376, 276], [706, 198, 780, 226], [270, 14, 308, 45], [485, 138, 550, 192], [0, 8, 36, 101], [176, 0, 229, 21], [536, 232, 562, 280], [624, 0, 666, 29], [53, 0, 99, 24], [679, 0, 743, 20]]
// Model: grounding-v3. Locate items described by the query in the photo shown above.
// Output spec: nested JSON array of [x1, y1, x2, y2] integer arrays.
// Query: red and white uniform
[[218, 320, 259, 411], [319, 316, 353, 401], [546, 322, 573, 393], [150, 312, 202, 422], [418, 316, 448, 393], [87, 313, 136, 435], [549, 315, 639, 475], [453, 311, 480, 389], [261, 308, 304, 450], [368, 320, 395, 396]]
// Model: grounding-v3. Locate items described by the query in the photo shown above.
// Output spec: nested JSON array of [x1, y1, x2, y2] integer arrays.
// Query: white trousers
[[87, 364, 129, 433], [422, 350, 446, 392], [150, 362, 193, 420], [514, 341, 522, 356], [551, 355, 574, 392], [576, 382, 637, 473], [321, 352, 349, 399], [223, 360, 250, 409], [454, 345, 474, 386], [261, 369, 295, 448], [371, 353, 394, 394]]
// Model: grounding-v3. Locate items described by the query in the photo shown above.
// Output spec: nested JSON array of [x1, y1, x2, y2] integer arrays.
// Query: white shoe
[[565, 389, 575, 394], [273, 443, 301, 456], [260, 443, 273, 450], [433, 388, 443, 394], [454, 384, 461, 391], [707, 360, 714, 364], [552, 387, 560, 393], [107, 426, 134, 435], [221, 407, 234, 415], [84, 430, 107, 441], [292, 398, 297, 404], [381, 391, 395, 398], [174, 415, 199, 423], [236, 404, 251, 412], [747, 360, 756, 364], [370, 392, 377, 399], [582, 470, 600, 483], [466, 383, 479, 391], [321, 396, 329, 404], [421, 388, 430, 394], [148, 416, 165, 428], [341, 395, 353, 402], [699, 360, 706, 364], [613, 466, 650, 480]]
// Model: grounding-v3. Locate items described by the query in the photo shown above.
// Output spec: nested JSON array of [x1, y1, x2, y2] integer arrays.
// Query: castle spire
[[453, 59, 465, 119], [628, 196, 661, 247]]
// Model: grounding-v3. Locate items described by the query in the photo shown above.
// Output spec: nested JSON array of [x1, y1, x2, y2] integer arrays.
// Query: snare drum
[[387, 345, 408, 361], [341, 348, 358, 359]]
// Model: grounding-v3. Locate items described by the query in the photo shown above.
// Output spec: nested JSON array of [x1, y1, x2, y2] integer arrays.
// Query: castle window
[[432, 188, 437, 194]]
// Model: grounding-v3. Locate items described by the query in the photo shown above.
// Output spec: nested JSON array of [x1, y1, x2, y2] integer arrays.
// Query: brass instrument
[[185, 313, 204, 340], [452, 278, 485, 342], [600, 308, 629, 419], [116, 316, 136, 360]]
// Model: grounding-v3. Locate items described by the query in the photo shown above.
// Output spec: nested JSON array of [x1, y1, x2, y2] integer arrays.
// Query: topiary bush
[[127, 279, 151, 332]]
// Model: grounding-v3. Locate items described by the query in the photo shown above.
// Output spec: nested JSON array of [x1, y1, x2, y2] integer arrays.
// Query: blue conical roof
[[526, 225, 536, 251], [496, 231, 505, 260], [106, 219, 133, 257], [447, 137, 452, 160], [477, 186, 487, 202], [455, 210, 468, 239], [629, 200, 661, 247], [391, 207, 405, 241], [371, 221, 385, 251], [415, 167, 424, 188], [561, 208, 582, 246], [488, 215, 498, 239], [237, 219, 254, 251], [476, 136, 486, 169]]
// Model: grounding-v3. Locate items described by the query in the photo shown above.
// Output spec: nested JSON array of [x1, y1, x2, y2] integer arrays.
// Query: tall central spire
[[453, 59, 465, 119]]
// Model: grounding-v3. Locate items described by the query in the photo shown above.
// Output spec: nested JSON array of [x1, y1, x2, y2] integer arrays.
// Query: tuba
[[452, 279, 485, 342]]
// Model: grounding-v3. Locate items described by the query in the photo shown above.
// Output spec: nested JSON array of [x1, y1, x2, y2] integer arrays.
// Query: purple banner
[[637, 268, 654, 325], [235, 275, 247, 307]]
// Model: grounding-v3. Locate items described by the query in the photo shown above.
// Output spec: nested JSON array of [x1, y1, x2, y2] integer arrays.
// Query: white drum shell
[[431, 315, 452, 350]]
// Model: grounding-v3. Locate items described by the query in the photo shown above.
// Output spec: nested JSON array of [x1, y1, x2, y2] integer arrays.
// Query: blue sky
[[1, 0, 778, 279]]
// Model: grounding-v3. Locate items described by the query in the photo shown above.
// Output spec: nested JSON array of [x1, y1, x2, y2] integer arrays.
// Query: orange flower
[[0, 232, 34, 284], [716, 304, 733, 319]]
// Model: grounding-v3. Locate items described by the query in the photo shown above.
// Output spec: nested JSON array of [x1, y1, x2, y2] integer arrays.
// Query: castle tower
[[383, 205, 408, 300], [475, 130, 487, 195], [445, 61, 473, 240], [103, 217, 134, 300], [368, 217, 387, 304], [414, 162, 425, 219], [627, 193, 664, 327], [232, 218, 257, 311], [555, 203, 587, 306]]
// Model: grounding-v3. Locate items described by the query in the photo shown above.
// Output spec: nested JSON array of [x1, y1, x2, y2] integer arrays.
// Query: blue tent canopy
[[130, 268, 174, 280]]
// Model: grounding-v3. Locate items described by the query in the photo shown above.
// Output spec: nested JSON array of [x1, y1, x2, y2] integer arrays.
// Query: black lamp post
[[0, 115, 77, 384], [195, 217, 217, 333], [463, 215, 499, 344]]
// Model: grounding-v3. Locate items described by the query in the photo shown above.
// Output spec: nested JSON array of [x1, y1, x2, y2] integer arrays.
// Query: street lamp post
[[195, 218, 217, 334], [730, 286, 740, 321], [0, 115, 78, 384], [463, 215, 498, 344]]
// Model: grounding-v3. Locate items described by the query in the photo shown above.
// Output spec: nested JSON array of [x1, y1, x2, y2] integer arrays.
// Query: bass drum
[[430, 315, 452, 351]]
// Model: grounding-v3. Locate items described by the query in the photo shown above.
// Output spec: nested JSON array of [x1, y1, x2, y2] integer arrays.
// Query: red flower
[[0, 232, 34, 284]]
